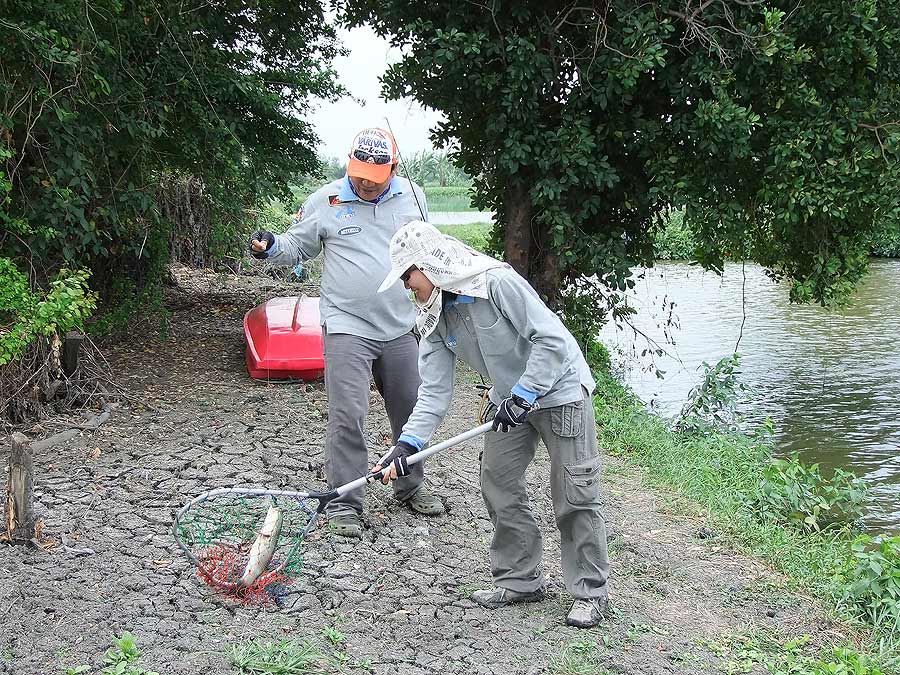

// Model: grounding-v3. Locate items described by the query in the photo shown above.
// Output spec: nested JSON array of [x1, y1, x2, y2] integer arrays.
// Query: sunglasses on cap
[[352, 149, 392, 165], [400, 266, 417, 283]]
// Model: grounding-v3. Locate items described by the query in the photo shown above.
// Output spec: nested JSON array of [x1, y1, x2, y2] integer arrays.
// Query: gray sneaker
[[402, 486, 445, 515], [471, 586, 546, 609], [327, 512, 362, 538], [566, 597, 608, 628]]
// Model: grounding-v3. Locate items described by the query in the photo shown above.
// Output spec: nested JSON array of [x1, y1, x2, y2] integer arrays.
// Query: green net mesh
[[175, 494, 319, 605]]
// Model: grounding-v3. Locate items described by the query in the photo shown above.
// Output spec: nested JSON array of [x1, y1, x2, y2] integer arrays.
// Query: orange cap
[[347, 128, 399, 183]]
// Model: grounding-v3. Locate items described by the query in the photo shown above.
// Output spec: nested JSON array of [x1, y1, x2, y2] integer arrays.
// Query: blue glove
[[248, 230, 275, 259], [492, 394, 533, 432]]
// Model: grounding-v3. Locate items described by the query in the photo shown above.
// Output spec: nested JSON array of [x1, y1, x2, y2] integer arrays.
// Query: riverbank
[[600, 259, 900, 533], [594, 370, 898, 668], [0, 266, 888, 675]]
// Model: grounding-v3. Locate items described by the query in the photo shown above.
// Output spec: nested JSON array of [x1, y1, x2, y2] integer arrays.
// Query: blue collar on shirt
[[341, 175, 404, 204], [445, 293, 475, 306]]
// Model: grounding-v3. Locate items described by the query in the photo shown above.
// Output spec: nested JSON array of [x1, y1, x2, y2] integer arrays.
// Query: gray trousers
[[480, 395, 610, 600], [322, 331, 424, 516]]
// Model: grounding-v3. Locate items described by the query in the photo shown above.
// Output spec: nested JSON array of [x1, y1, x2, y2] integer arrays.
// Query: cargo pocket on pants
[[564, 458, 600, 506], [551, 400, 584, 438]]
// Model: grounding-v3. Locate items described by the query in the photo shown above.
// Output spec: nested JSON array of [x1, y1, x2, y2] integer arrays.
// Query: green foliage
[[870, 221, 900, 258], [583, 340, 611, 376], [402, 150, 472, 188], [653, 208, 698, 261], [677, 353, 746, 434], [342, 0, 900, 325], [63, 632, 158, 675], [253, 200, 297, 237], [705, 633, 885, 675], [1, 0, 344, 315], [550, 640, 610, 675], [841, 536, 900, 631], [425, 185, 475, 211], [229, 639, 326, 675], [0, 260, 97, 365], [754, 456, 867, 533]]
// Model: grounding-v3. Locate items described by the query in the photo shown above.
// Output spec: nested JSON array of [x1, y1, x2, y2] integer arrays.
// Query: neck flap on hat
[[413, 236, 508, 338]]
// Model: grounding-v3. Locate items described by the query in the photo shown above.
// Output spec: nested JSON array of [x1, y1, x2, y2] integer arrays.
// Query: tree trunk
[[504, 180, 532, 278], [533, 244, 561, 310], [503, 180, 562, 309], [5, 433, 34, 543]]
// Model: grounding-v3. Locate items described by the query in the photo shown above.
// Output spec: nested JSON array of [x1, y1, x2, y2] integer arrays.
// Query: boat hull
[[243, 296, 325, 380]]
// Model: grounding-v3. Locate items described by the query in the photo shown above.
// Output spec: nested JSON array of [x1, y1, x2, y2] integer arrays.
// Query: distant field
[[424, 186, 474, 212]]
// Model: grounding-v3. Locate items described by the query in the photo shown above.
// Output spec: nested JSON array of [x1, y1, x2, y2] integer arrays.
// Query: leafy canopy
[[340, 0, 900, 319], [1, 0, 344, 298]]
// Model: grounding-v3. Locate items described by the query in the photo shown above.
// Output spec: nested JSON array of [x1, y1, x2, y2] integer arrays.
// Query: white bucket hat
[[378, 220, 508, 337]]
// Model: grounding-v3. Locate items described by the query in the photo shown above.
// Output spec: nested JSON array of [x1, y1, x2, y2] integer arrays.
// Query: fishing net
[[173, 489, 324, 606], [173, 422, 493, 606]]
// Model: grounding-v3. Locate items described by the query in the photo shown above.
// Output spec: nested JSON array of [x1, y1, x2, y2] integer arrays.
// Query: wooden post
[[5, 433, 34, 543], [63, 330, 83, 377]]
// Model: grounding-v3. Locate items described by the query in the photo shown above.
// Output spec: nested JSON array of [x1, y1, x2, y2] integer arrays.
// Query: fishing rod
[[384, 116, 427, 223]]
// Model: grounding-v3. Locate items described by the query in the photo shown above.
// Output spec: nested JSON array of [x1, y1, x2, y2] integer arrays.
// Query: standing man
[[249, 128, 444, 538], [372, 221, 610, 628]]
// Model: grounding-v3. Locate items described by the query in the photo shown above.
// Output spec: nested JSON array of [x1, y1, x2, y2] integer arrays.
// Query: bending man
[[372, 221, 610, 628]]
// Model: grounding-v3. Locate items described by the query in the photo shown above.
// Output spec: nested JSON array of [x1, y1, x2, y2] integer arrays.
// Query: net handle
[[172, 422, 492, 565]]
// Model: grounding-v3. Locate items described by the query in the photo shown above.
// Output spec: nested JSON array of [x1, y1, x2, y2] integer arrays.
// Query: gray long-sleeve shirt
[[265, 175, 428, 340], [401, 267, 596, 444]]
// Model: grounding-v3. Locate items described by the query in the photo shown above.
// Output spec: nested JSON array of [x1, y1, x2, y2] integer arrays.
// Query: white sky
[[309, 25, 445, 160]]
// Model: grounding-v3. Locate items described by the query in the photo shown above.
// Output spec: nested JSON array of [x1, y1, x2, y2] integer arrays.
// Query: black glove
[[376, 440, 417, 479], [248, 230, 275, 259], [492, 394, 533, 432]]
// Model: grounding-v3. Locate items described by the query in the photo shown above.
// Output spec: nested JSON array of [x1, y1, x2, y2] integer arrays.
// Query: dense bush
[[0, 0, 343, 315], [754, 456, 867, 533], [653, 208, 698, 260], [841, 535, 900, 631], [436, 223, 492, 253], [871, 223, 900, 258], [676, 353, 747, 434], [425, 186, 474, 212]]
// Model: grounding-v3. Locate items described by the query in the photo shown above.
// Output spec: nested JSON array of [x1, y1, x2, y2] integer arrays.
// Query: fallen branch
[[30, 403, 117, 453]]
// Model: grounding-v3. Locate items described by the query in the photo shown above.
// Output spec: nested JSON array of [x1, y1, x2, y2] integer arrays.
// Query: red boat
[[243, 296, 325, 380]]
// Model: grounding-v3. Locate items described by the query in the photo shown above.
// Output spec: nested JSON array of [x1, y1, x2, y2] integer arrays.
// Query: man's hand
[[492, 394, 533, 432], [248, 230, 275, 259], [371, 440, 417, 484]]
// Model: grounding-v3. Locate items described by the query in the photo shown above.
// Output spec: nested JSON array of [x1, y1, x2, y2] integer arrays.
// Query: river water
[[600, 260, 900, 532], [429, 211, 494, 225]]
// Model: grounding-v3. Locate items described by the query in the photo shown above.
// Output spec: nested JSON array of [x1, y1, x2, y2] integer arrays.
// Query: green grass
[[437, 222, 493, 253], [550, 640, 612, 675], [227, 630, 372, 675], [698, 630, 887, 675], [424, 185, 475, 212], [228, 639, 331, 675], [591, 371, 896, 670]]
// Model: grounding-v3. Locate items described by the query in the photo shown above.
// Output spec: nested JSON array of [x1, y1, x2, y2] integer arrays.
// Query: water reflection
[[601, 260, 900, 531]]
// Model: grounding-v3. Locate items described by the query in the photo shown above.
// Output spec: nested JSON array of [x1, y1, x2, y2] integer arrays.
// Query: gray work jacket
[[265, 176, 427, 341], [402, 267, 596, 444]]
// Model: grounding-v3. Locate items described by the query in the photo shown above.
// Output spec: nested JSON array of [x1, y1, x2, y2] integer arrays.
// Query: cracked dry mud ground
[[1, 268, 857, 675]]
